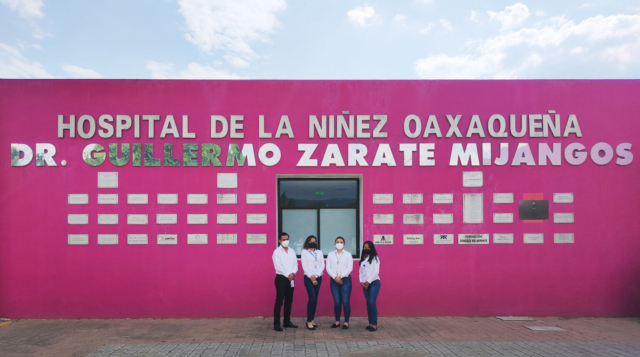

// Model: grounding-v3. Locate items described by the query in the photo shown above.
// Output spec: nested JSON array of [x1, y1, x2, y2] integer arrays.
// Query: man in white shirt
[[272, 232, 299, 331]]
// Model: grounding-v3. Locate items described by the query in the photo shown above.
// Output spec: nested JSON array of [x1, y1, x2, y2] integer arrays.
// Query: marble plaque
[[493, 193, 514, 204], [463, 193, 483, 224], [373, 234, 393, 245], [554, 233, 575, 244], [373, 194, 393, 204], [217, 173, 238, 188], [403, 214, 424, 224], [553, 193, 574, 203], [217, 194, 237, 204], [246, 193, 267, 204], [433, 214, 453, 224], [434, 234, 454, 245], [187, 234, 208, 244], [98, 194, 118, 205], [493, 233, 514, 244], [247, 234, 267, 244], [127, 194, 148, 205], [524, 233, 544, 244], [157, 234, 178, 245], [156, 214, 178, 224], [403, 234, 424, 245], [493, 213, 513, 224], [373, 214, 394, 224], [68, 194, 89, 204], [554, 213, 574, 223], [433, 193, 453, 204], [217, 233, 238, 244], [127, 234, 148, 245], [247, 214, 267, 224], [403, 194, 423, 204], [157, 194, 178, 204], [127, 214, 148, 225], [98, 172, 118, 188], [458, 234, 490, 245], [187, 194, 208, 204], [98, 234, 118, 245], [68, 234, 88, 245], [98, 214, 118, 225], [68, 214, 88, 225], [187, 214, 208, 225], [462, 171, 483, 187], [217, 214, 238, 224]]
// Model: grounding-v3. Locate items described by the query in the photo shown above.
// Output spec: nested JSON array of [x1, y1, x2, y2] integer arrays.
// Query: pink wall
[[1, 79, 639, 319]]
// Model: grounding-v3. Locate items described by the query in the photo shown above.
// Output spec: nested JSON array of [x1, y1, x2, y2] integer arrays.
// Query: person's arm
[[343, 254, 354, 277], [291, 249, 299, 275], [367, 257, 380, 283], [318, 251, 325, 276], [325, 253, 337, 279], [301, 250, 313, 278], [273, 249, 290, 277]]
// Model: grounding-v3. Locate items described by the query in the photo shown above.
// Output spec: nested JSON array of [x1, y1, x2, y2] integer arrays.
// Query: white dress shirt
[[301, 249, 324, 278], [359, 256, 380, 284], [326, 250, 354, 279], [272, 245, 299, 287]]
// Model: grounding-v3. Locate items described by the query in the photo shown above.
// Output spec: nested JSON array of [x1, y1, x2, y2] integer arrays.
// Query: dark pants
[[274, 275, 294, 326], [363, 280, 380, 326], [329, 276, 352, 323], [303, 276, 322, 322]]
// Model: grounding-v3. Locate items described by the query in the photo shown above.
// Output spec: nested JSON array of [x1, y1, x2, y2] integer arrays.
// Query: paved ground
[[1, 316, 639, 356]]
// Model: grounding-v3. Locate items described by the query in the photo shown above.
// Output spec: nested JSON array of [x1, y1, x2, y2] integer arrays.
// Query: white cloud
[[0, 43, 52, 78], [62, 65, 103, 79], [419, 24, 434, 34], [395, 14, 405, 22], [416, 0, 434, 4], [536, 10, 544, 16], [439, 19, 452, 31], [580, 3, 595, 8], [224, 56, 250, 68], [347, 5, 377, 27], [0, 0, 43, 19], [414, 10, 640, 79], [146, 61, 245, 79], [177, 0, 285, 67], [469, 10, 481, 23], [488, 3, 530, 31]]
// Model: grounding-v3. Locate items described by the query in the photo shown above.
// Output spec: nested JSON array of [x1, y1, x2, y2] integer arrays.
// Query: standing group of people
[[272, 233, 381, 332]]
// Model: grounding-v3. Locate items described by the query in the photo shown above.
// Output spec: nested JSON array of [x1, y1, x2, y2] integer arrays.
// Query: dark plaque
[[518, 200, 549, 220]]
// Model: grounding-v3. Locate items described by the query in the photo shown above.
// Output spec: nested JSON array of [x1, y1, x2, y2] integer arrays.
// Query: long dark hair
[[360, 241, 378, 265], [303, 235, 317, 250]]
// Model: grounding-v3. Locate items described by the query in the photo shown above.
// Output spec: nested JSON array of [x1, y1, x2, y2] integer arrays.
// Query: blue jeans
[[303, 276, 322, 322], [362, 280, 380, 326], [329, 276, 352, 323]]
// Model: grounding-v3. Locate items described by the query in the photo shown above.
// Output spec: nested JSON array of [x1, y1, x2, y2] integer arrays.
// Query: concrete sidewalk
[[0, 316, 639, 356]]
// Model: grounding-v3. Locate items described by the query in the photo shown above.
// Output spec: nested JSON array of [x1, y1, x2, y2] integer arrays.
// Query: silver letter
[[446, 115, 463, 138], [35, 143, 57, 166], [258, 143, 281, 166], [563, 114, 582, 137], [564, 143, 587, 165], [309, 115, 326, 138], [210, 115, 228, 138], [403, 115, 421, 138], [372, 115, 388, 138], [450, 143, 479, 166], [348, 143, 369, 166], [98, 115, 114, 138], [511, 143, 536, 166], [77, 115, 96, 139], [419, 143, 435, 166], [275, 115, 295, 138], [399, 143, 416, 166], [58, 115, 75, 138], [529, 114, 543, 137], [538, 143, 561, 166], [488, 114, 507, 137], [466, 115, 486, 138], [372, 144, 396, 166], [321, 144, 345, 166], [297, 143, 318, 167], [616, 143, 633, 165], [494, 143, 509, 166], [510, 114, 526, 138], [590, 142, 614, 165], [230, 115, 244, 138]]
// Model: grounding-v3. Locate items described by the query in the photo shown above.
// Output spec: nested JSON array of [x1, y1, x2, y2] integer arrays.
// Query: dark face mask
[[362, 248, 371, 256], [308, 242, 317, 249]]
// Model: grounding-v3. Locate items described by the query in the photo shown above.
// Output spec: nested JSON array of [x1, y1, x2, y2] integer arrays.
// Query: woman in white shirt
[[359, 240, 380, 332], [326, 236, 354, 329], [301, 235, 324, 330]]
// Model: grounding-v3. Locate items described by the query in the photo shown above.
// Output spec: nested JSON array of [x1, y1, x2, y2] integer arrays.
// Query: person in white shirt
[[272, 232, 299, 331], [326, 236, 354, 329], [359, 240, 380, 332], [301, 235, 324, 330]]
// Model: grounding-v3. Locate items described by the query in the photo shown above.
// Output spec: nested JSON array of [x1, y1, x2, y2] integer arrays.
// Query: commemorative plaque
[[246, 194, 267, 204], [217, 234, 238, 244], [187, 214, 208, 224], [97, 172, 118, 188], [462, 171, 483, 187], [553, 193, 574, 203], [98, 214, 118, 225], [463, 193, 483, 224], [217, 173, 238, 188], [403, 194, 423, 204], [433, 234, 454, 245], [373, 194, 393, 204], [493, 193, 514, 204], [187, 234, 208, 244], [217, 194, 237, 204], [458, 234, 489, 244], [554, 213, 574, 223], [247, 214, 267, 224], [373, 214, 393, 224], [68, 234, 89, 245], [493, 213, 513, 224], [98, 194, 118, 204], [187, 194, 208, 204], [518, 200, 549, 220], [127, 234, 148, 244], [157, 234, 178, 245], [524, 233, 544, 244], [247, 234, 267, 244], [127, 214, 148, 225], [373, 234, 393, 245], [217, 214, 238, 224], [554, 233, 574, 244], [68, 214, 89, 225], [403, 214, 424, 225], [127, 194, 148, 205], [403, 234, 424, 245], [156, 214, 178, 224], [433, 194, 453, 204], [157, 194, 178, 204], [68, 194, 89, 205], [493, 233, 514, 244], [433, 214, 453, 224], [98, 234, 118, 245]]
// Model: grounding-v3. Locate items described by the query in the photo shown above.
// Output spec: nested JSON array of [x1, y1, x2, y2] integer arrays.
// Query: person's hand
[[288, 273, 294, 281], [362, 282, 370, 289], [312, 280, 318, 285], [335, 276, 343, 284], [310, 275, 316, 281]]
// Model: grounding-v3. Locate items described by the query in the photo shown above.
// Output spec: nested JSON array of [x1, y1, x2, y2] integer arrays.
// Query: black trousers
[[273, 275, 294, 326]]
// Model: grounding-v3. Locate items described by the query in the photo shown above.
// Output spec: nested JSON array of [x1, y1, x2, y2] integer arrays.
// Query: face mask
[[281, 240, 289, 247], [308, 242, 317, 249], [335, 243, 344, 250], [362, 248, 371, 256]]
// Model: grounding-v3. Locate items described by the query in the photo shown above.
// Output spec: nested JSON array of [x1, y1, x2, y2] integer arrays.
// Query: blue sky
[[1, 0, 639, 79]]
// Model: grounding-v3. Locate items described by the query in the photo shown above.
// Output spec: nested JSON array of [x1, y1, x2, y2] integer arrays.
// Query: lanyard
[[336, 251, 343, 274], [308, 249, 317, 261]]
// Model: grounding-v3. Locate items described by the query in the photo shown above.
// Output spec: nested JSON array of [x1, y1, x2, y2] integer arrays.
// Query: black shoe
[[274, 325, 283, 332], [342, 324, 349, 329], [284, 322, 298, 328], [365, 326, 373, 330], [306, 323, 316, 330], [330, 322, 340, 328], [369, 327, 377, 332]]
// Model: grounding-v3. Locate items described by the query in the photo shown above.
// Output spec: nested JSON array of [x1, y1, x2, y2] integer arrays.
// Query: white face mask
[[335, 243, 344, 250], [280, 240, 289, 247]]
